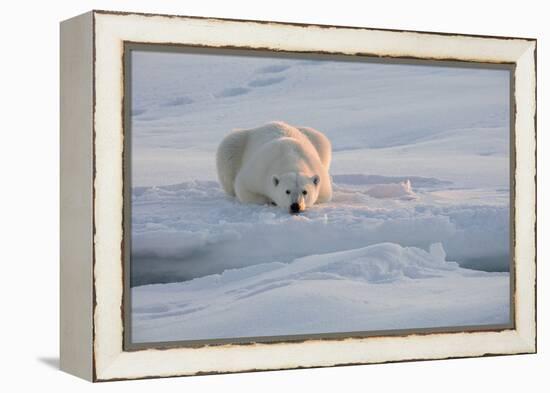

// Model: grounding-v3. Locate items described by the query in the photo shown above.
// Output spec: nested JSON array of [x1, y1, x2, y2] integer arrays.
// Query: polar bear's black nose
[[290, 203, 300, 213]]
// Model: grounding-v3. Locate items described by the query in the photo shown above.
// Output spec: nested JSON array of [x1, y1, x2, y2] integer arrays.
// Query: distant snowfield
[[129, 50, 511, 342], [131, 51, 510, 189]]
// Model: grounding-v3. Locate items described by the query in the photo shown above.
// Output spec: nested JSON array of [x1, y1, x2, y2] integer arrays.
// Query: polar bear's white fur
[[216, 121, 332, 213]]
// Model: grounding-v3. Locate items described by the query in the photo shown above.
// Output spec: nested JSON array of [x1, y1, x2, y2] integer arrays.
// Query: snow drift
[[132, 242, 510, 343]]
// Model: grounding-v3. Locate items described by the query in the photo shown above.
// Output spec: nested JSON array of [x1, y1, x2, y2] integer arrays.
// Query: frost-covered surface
[[129, 50, 511, 342], [132, 243, 509, 342]]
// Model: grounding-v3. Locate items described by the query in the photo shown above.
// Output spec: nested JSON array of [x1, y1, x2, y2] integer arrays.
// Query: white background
[[0, 0, 545, 391]]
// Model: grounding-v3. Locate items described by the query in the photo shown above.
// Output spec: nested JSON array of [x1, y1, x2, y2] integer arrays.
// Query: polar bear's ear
[[272, 176, 279, 187], [312, 175, 320, 186]]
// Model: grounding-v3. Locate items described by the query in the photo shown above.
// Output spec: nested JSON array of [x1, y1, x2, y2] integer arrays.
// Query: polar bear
[[216, 121, 332, 213]]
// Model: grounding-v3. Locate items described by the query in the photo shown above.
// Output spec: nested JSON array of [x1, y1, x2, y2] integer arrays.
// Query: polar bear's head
[[271, 172, 320, 214]]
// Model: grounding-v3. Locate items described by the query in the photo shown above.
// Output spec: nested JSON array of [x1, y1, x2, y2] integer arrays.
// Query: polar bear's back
[[296, 126, 331, 168], [216, 122, 299, 195], [241, 121, 303, 151], [216, 121, 330, 196]]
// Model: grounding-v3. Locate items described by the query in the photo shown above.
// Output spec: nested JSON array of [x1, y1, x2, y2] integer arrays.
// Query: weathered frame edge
[[59, 11, 95, 382]]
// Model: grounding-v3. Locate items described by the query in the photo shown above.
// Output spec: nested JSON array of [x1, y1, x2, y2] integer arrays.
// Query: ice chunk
[[366, 179, 416, 199]]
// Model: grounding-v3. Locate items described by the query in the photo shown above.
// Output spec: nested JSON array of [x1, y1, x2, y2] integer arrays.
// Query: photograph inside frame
[[124, 44, 514, 347]]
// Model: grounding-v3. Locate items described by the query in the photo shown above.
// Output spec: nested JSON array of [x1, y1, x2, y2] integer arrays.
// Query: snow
[[132, 242, 509, 343], [131, 178, 509, 285], [129, 49, 511, 342]]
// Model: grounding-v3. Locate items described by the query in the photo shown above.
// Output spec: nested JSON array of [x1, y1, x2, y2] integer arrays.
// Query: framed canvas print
[[60, 10, 537, 382]]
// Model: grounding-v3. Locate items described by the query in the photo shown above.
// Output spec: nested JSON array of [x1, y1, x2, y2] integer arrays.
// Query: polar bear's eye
[[286, 190, 291, 195], [302, 190, 307, 195]]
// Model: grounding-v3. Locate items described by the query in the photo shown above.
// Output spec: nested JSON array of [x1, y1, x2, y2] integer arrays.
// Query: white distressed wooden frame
[[60, 10, 536, 382]]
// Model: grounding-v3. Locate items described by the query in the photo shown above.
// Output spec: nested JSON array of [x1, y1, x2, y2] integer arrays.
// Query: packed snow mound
[[366, 179, 416, 200], [132, 242, 509, 343]]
